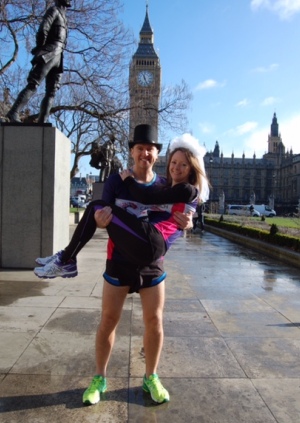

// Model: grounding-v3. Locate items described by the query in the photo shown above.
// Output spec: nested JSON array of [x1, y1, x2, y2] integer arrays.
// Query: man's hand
[[173, 211, 193, 230], [94, 207, 113, 228]]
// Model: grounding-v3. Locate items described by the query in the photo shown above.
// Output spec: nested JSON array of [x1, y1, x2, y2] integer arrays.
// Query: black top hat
[[128, 124, 162, 152]]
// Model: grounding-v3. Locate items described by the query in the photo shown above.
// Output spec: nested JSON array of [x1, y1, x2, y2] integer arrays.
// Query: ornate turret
[[270, 112, 279, 137], [213, 140, 220, 157], [267, 113, 284, 155]]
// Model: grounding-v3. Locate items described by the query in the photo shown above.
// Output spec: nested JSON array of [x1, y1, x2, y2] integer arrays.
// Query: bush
[[270, 223, 279, 236]]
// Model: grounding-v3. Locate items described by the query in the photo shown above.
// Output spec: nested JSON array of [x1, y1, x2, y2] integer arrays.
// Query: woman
[[34, 133, 209, 277]]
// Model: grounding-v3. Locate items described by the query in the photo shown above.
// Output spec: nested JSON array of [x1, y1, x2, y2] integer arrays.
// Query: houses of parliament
[[130, 7, 300, 214]]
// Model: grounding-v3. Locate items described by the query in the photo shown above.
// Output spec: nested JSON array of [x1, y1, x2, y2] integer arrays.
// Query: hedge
[[204, 217, 300, 252]]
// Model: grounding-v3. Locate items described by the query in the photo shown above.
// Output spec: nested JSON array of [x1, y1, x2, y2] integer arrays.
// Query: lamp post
[[270, 172, 276, 210], [209, 157, 213, 213]]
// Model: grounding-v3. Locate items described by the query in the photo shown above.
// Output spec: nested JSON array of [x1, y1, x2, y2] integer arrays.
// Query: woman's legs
[[61, 199, 165, 264], [60, 200, 104, 262], [94, 203, 166, 265]]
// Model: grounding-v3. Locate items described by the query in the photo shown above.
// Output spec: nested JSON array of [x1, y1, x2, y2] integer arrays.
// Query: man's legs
[[139, 281, 170, 403], [83, 281, 129, 405], [95, 281, 129, 375], [139, 282, 165, 377]]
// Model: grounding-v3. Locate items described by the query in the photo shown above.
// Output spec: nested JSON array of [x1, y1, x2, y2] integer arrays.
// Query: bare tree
[[1, 0, 192, 178]]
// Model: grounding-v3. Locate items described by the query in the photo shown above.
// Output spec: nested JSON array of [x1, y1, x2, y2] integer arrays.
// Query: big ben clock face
[[137, 70, 154, 86]]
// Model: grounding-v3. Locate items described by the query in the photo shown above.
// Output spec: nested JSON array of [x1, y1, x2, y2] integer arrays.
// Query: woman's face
[[169, 150, 191, 185], [131, 144, 159, 170]]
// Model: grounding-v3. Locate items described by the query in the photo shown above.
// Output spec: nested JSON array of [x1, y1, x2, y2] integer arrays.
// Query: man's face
[[131, 144, 159, 170]]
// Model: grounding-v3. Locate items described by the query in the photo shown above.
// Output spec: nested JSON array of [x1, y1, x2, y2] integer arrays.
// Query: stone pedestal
[[92, 182, 105, 200], [0, 124, 70, 268]]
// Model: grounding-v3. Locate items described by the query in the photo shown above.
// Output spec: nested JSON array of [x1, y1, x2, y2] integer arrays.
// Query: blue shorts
[[103, 257, 166, 294]]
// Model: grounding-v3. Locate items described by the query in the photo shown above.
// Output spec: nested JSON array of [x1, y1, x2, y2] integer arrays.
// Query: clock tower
[[129, 5, 161, 140]]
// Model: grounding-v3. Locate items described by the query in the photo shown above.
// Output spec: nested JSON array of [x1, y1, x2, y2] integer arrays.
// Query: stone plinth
[[92, 182, 105, 200], [0, 125, 70, 268]]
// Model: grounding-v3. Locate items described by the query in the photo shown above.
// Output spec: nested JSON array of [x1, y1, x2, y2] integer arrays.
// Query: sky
[[80, 0, 300, 175]]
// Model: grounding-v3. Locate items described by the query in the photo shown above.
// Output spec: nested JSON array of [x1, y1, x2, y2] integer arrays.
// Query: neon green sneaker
[[142, 374, 170, 403], [82, 375, 107, 405]]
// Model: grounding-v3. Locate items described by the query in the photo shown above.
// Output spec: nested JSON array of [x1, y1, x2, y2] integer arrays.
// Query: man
[[83, 124, 193, 405], [6, 0, 71, 123]]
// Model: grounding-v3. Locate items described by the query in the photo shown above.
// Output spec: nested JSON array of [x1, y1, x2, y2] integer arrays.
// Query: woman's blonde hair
[[167, 133, 210, 202], [166, 148, 208, 197]]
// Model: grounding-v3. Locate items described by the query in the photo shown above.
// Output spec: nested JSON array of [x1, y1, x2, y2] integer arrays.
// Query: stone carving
[[90, 135, 122, 182]]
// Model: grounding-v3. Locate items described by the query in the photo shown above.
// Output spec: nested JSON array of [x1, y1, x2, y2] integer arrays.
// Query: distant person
[[193, 203, 205, 232]]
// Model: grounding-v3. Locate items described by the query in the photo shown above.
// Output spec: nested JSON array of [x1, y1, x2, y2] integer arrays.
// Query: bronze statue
[[6, 0, 71, 124], [89, 136, 118, 182]]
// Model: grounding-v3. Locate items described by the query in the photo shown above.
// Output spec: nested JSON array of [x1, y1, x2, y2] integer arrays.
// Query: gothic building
[[204, 113, 300, 213], [128, 5, 161, 140]]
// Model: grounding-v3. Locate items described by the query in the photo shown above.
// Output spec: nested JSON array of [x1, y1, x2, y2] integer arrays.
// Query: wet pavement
[[0, 226, 300, 423]]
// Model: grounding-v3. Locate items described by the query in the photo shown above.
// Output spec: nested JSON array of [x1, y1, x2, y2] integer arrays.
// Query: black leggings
[[61, 200, 167, 266]]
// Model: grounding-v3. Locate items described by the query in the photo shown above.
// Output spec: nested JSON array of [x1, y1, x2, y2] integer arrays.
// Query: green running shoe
[[142, 374, 170, 403], [82, 375, 107, 405]]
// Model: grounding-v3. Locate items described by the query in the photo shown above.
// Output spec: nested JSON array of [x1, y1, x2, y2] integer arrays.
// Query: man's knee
[[99, 311, 120, 333], [144, 312, 163, 330]]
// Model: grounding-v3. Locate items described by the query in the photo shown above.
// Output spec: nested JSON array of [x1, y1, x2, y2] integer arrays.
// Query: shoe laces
[[147, 375, 164, 393], [42, 261, 62, 274], [89, 376, 105, 391]]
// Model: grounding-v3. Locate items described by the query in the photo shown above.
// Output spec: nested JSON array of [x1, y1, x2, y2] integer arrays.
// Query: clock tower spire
[[129, 5, 161, 141]]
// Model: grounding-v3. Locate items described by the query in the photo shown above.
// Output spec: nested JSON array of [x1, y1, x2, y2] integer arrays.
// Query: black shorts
[[103, 257, 166, 294]]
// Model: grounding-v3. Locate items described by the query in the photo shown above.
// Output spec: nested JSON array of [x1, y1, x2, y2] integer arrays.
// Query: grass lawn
[[265, 217, 300, 228], [70, 207, 85, 213], [206, 214, 300, 237]]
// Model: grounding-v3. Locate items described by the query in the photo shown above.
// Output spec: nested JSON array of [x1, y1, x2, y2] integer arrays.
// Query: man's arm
[[94, 207, 112, 228]]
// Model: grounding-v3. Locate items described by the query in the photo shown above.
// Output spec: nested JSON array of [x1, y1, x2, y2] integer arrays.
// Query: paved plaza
[[0, 227, 300, 422]]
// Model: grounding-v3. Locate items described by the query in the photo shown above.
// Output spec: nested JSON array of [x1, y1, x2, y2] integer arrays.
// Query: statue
[[6, 0, 71, 124], [89, 135, 118, 182]]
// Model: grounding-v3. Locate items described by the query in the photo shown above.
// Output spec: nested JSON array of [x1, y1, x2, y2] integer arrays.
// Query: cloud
[[236, 121, 258, 135], [195, 79, 225, 91], [236, 98, 250, 107], [252, 63, 279, 73], [225, 121, 258, 138], [260, 96, 279, 106], [198, 122, 215, 134], [222, 121, 257, 143], [250, 0, 300, 20]]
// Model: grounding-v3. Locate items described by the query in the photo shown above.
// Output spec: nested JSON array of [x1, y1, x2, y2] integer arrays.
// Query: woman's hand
[[94, 207, 112, 228], [119, 169, 133, 181], [173, 211, 193, 230]]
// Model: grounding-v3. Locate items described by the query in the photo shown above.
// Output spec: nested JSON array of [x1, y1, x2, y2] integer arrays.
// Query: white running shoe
[[34, 257, 78, 279], [35, 251, 62, 266]]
